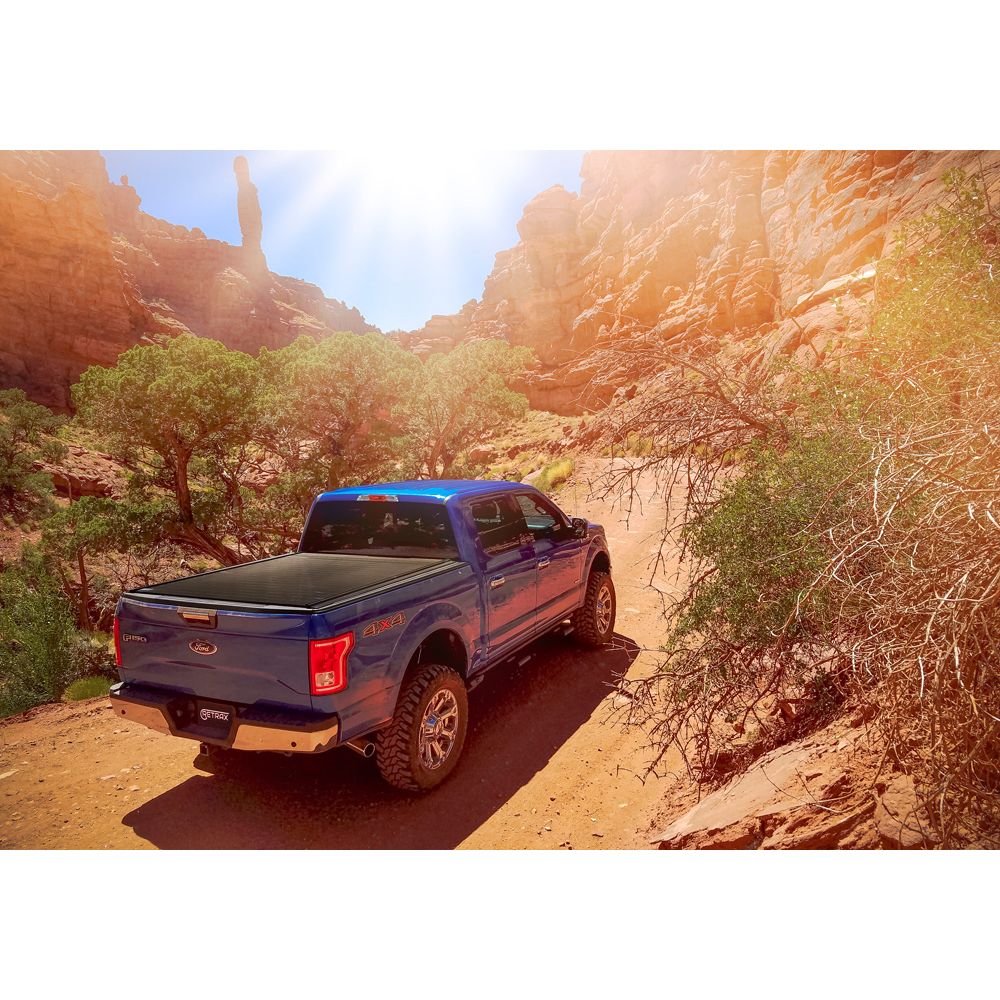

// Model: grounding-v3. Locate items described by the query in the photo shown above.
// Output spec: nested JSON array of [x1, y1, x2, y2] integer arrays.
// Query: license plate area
[[167, 696, 236, 742]]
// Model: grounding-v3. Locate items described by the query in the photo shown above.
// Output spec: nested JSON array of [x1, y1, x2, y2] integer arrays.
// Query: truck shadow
[[121, 632, 640, 849]]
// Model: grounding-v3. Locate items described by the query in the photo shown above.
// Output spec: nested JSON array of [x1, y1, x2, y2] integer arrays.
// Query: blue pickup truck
[[110, 480, 615, 791]]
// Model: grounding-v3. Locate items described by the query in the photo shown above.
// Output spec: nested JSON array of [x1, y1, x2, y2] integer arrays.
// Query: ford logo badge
[[189, 639, 218, 656]]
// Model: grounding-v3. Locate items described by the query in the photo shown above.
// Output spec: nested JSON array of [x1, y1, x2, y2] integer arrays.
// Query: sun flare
[[262, 151, 524, 242], [246, 150, 541, 328]]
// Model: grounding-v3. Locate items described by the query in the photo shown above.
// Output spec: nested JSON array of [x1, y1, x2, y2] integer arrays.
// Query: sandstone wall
[[0, 151, 376, 408], [398, 150, 1000, 414], [7, 150, 999, 414]]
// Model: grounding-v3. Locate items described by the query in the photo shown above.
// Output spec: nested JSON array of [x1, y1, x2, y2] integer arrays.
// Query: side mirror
[[570, 516, 589, 539]]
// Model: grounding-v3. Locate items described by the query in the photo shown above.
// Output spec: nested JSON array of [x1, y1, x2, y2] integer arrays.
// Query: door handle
[[490, 575, 506, 590], [537, 558, 551, 569]]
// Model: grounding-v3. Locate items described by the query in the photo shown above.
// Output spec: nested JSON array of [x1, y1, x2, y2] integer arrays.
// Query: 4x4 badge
[[363, 612, 405, 638]]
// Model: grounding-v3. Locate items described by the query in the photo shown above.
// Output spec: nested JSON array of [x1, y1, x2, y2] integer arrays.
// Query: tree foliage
[[68, 332, 532, 565], [40, 492, 174, 628], [0, 548, 76, 717], [0, 388, 65, 518], [250, 333, 422, 543], [72, 336, 266, 564], [407, 339, 533, 478]]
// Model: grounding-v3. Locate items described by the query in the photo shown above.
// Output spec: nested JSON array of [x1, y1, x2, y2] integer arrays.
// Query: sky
[[101, 150, 584, 332]]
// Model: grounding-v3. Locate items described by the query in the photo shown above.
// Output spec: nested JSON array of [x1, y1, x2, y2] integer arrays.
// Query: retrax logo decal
[[363, 612, 405, 638]]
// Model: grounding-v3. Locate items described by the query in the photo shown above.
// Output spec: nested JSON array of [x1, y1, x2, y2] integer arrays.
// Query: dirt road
[[1, 466, 686, 849]]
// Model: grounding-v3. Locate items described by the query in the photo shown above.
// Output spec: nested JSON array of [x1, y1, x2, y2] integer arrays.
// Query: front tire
[[571, 569, 616, 647], [375, 663, 469, 792]]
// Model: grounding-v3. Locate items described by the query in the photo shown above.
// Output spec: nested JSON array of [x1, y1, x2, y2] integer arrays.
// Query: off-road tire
[[571, 569, 616, 647], [375, 663, 469, 792]]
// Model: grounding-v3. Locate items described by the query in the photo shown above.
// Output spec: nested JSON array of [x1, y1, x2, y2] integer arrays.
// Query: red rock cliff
[[398, 150, 1000, 413], [0, 151, 376, 408]]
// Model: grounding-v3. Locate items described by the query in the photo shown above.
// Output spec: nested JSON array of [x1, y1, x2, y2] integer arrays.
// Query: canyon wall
[[6, 149, 998, 415], [0, 151, 375, 408], [398, 150, 1000, 413]]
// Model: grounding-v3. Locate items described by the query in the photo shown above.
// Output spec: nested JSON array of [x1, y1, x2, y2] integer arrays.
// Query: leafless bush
[[592, 170, 1000, 846]]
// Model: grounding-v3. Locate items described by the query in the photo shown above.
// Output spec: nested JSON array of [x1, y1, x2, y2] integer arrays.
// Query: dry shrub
[[594, 170, 1000, 847]]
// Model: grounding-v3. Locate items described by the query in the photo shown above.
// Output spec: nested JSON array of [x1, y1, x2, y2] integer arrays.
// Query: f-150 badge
[[363, 612, 405, 638]]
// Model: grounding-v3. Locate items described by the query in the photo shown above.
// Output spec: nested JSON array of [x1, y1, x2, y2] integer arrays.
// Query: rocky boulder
[[651, 716, 940, 850], [34, 443, 124, 498], [873, 774, 938, 849]]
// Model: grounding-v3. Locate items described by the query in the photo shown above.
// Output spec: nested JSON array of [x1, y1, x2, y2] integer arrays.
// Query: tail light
[[113, 615, 123, 667], [309, 632, 354, 695]]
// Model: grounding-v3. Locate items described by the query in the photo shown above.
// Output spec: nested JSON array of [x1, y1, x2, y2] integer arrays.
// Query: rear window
[[301, 500, 459, 559]]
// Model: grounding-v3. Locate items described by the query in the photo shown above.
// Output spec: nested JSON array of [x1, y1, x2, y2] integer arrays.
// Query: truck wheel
[[375, 663, 469, 792], [571, 570, 616, 647]]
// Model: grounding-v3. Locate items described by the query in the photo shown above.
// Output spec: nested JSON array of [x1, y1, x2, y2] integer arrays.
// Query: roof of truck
[[317, 480, 528, 503]]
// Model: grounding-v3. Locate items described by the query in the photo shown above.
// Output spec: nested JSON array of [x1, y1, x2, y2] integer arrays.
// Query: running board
[[468, 622, 575, 691]]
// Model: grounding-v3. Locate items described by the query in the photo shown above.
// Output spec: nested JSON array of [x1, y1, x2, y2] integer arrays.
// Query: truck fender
[[584, 538, 612, 580], [383, 601, 473, 707]]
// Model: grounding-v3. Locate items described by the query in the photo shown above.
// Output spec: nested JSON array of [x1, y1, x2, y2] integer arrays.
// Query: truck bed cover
[[125, 552, 458, 613]]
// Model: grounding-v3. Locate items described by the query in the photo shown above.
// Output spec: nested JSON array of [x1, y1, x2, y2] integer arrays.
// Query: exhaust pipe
[[345, 737, 376, 758]]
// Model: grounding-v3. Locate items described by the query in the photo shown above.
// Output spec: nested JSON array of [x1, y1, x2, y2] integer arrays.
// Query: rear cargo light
[[357, 494, 398, 502], [113, 615, 122, 667], [309, 631, 354, 695]]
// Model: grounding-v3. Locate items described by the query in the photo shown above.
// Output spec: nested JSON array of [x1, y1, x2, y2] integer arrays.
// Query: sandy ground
[[0, 464, 687, 850]]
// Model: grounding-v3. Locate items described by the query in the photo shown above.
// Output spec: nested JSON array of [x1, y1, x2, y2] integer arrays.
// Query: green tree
[[72, 336, 268, 564], [232, 333, 420, 554], [405, 339, 533, 477], [67, 332, 533, 569], [0, 389, 66, 518], [0, 548, 76, 717], [255, 333, 421, 530], [874, 169, 1000, 365], [41, 493, 170, 629]]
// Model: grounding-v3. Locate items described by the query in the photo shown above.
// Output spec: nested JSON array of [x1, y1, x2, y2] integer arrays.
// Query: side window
[[470, 496, 531, 557], [515, 492, 569, 541]]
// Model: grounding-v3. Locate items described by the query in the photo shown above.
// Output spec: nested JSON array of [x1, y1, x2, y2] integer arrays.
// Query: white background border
[[2, 0, 997, 992]]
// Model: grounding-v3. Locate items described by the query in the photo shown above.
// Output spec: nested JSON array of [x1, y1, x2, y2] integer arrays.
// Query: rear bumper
[[109, 682, 340, 753]]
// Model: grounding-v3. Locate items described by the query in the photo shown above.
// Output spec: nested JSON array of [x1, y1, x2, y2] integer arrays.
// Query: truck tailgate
[[116, 598, 314, 709]]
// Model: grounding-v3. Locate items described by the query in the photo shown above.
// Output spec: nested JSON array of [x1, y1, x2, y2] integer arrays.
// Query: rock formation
[[0, 151, 376, 408], [650, 713, 939, 850], [397, 150, 1000, 414], [34, 443, 124, 499], [233, 154, 266, 274]]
